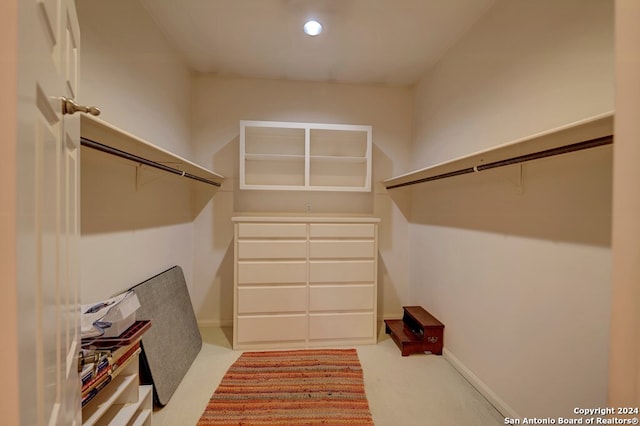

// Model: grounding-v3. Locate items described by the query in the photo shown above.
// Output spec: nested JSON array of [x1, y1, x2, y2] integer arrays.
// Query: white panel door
[[17, 0, 82, 424]]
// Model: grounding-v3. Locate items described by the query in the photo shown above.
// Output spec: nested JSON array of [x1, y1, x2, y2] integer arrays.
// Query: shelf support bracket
[[516, 163, 524, 194], [81, 136, 222, 187]]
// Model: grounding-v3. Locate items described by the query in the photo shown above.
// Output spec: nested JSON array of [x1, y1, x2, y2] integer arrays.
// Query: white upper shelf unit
[[384, 112, 614, 190], [80, 115, 225, 188], [240, 120, 372, 192]]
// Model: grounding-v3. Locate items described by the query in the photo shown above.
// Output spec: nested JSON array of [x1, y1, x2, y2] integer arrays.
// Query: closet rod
[[386, 134, 613, 190], [80, 137, 222, 187]]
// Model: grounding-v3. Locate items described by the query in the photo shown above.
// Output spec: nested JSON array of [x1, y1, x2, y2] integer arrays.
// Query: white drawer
[[309, 285, 374, 311], [237, 315, 307, 343], [238, 240, 307, 260], [237, 286, 307, 314], [309, 240, 375, 259], [238, 223, 307, 238], [309, 312, 375, 340], [237, 261, 306, 284], [309, 261, 375, 283], [310, 223, 375, 238]]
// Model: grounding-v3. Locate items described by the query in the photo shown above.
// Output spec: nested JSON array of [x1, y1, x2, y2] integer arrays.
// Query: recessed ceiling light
[[303, 20, 323, 36]]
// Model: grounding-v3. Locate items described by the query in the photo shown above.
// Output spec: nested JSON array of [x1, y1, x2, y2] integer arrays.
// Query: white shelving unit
[[81, 115, 225, 192], [81, 348, 153, 426], [384, 112, 614, 189], [240, 120, 372, 192]]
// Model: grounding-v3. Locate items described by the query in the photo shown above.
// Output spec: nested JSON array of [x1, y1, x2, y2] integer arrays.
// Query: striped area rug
[[197, 349, 374, 425]]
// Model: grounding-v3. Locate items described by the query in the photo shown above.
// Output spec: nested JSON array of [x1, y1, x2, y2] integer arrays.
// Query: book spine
[[81, 364, 111, 395], [81, 388, 98, 407], [81, 369, 93, 387], [80, 340, 142, 405], [112, 342, 140, 370], [93, 375, 112, 394], [80, 374, 112, 408], [80, 353, 111, 388]]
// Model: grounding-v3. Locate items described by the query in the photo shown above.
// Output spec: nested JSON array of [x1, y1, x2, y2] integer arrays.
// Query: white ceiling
[[139, 0, 497, 87]]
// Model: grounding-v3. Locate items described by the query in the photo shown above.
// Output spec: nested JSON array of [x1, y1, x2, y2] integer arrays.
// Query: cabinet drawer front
[[309, 285, 374, 311], [310, 223, 375, 238], [238, 261, 306, 284], [237, 315, 307, 343], [309, 313, 375, 340], [309, 261, 375, 283], [238, 240, 307, 260], [238, 223, 307, 238], [310, 240, 375, 259], [238, 287, 306, 314]]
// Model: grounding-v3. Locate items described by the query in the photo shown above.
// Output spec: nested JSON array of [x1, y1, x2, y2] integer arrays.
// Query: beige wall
[[72, 0, 631, 417], [77, 0, 192, 158], [408, 0, 614, 418], [610, 0, 640, 409], [0, 0, 19, 423], [190, 75, 412, 324], [77, 0, 197, 302], [412, 0, 614, 169], [10, 0, 636, 422]]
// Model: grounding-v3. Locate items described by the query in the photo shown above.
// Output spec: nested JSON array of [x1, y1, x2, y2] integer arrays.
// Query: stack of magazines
[[79, 319, 151, 408], [80, 341, 142, 407]]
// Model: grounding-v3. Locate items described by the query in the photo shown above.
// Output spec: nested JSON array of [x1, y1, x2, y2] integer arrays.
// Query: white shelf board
[[100, 384, 152, 426], [241, 184, 370, 192], [310, 155, 367, 163], [384, 112, 614, 189], [81, 115, 225, 186], [131, 409, 152, 426], [232, 215, 380, 223], [245, 153, 305, 161], [244, 154, 368, 163], [82, 374, 138, 426]]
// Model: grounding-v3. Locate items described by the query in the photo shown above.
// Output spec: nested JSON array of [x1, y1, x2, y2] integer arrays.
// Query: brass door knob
[[61, 97, 100, 116]]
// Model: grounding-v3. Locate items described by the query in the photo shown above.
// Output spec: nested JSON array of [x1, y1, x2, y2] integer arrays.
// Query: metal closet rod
[[80, 137, 222, 187], [386, 134, 614, 190]]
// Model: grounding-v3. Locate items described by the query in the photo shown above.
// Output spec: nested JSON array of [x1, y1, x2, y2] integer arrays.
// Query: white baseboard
[[443, 348, 518, 419]]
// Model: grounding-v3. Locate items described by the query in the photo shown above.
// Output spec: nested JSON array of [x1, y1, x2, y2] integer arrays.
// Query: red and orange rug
[[197, 348, 374, 425]]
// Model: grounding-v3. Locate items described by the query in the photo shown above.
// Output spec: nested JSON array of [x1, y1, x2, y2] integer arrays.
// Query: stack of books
[[79, 320, 151, 408], [80, 341, 141, 407]]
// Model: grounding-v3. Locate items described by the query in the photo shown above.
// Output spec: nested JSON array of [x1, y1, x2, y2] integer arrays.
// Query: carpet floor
[[196, 348, 374, 425]]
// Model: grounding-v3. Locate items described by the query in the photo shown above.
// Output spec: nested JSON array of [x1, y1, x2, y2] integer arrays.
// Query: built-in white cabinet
[[232, 216, 379, 350], [240, 121, 372, 192]]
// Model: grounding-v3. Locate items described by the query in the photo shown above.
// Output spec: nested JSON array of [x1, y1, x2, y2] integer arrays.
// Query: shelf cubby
[[240, 120, 372, 192]]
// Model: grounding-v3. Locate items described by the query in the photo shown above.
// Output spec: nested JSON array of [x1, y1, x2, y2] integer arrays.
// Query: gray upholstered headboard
[[129, 266, 202, 406]]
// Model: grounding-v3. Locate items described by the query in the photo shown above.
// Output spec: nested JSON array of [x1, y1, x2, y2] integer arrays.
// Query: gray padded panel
[[129, 266, 202, 406]]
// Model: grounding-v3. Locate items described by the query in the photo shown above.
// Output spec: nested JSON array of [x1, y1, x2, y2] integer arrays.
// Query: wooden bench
[[384, 306, 444, 356]]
